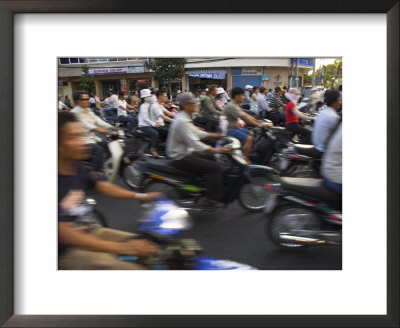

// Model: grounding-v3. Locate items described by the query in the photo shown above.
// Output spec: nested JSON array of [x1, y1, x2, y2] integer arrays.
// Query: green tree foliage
[[146, 58, 187, 82], [315, 58, 343, 88], [303, 72, 312, 86], [79, 65, 96, 94]]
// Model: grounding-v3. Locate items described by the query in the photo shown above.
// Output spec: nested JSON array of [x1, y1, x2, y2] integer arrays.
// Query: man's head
[[73, 91, 90, 109], [208, 84, 218, 97], [268, 89, 272, 93], [253, 86, 260, 94], [259, 87, 267, 95], [118, 92, 125, 100], [178, 93, 200, 114], [231, 87, 245, 104], [324, 90, 342, 110], [58, 112, 90, 161], [274, 86, 282, 96], [156, 90, 168, 103]]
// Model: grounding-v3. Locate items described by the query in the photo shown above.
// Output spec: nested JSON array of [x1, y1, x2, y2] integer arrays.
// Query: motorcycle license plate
[[264, 192, 277, 214]]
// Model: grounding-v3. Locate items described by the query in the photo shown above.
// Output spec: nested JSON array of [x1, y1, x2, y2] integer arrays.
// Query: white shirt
[[138, 102, 155, 127], [71, 105, 112, 143], [89, 97, 96, 105], [117, 100, 128, 116], [58, 100, 67, 110], [149, 102, 166, 126], [104, 97, 111, 108], [312, 106, 341, 152], [222, 91, 230, 105], [166, 111, 210, 160], [109, 94, 119, 108], [321, 124, 342, 184]]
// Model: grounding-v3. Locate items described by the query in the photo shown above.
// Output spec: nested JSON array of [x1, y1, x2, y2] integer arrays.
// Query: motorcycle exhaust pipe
[[279, 233, 326, 245], [279, 233, 341, 246]]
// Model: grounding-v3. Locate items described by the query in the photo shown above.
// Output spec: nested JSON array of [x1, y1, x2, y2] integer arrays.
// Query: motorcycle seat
[[145, 158, 197, 178], [280, 177, 340, 201], [271, 127, 295, 142], [293, 144, 322, 159]]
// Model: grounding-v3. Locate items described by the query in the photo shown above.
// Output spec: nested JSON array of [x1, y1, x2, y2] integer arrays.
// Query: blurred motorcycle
[[263, 177, 342, 249]]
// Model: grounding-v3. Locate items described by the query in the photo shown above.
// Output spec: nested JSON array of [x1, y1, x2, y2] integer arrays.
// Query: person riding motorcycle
[[222, 87, 272, 164], [166, 93, 230, 208], [149, 90, 175, 143], [137, 89, 164, 158], [71, 91, 115, 174], [312, 90, 342, 153], [284, 88, 314, 144], [193, 84, 222, 132], [58, 112, 161, 270]]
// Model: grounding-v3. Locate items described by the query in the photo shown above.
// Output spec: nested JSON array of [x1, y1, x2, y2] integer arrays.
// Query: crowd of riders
[[58, 83, 342, 269]]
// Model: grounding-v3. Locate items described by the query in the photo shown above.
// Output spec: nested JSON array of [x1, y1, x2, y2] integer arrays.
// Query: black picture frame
[[0, 1, 398, 327]]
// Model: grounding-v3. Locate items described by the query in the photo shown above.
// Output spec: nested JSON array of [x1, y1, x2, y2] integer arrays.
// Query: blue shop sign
[[290, 58, 314, 66], [231, 67, 242, 76], [186, 69, 227, 80], [261, 75, 270, 81]]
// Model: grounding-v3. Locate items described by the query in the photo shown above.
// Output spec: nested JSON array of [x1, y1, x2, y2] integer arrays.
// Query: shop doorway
[[128, 78, 152, 95], [101, 80, 119, 98]]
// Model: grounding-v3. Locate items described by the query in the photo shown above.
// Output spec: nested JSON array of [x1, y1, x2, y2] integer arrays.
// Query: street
[[91, 179, 342, 270]]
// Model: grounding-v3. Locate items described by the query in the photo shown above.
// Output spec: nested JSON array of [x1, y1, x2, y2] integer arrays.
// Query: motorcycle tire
[[122, 163, 143, 190], [267, 204, 322, 250], [238, 174, 272, 213]]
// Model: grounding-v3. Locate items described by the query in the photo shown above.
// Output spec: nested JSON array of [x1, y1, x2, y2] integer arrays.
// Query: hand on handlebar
[[218, 146, 231, 154], [118, 239, 160, 257], [136, 192, 162, 201]]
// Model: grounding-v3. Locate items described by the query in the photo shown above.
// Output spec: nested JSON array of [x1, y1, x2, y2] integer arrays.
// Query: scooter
[[129, 137, 276, 213], [85, 196, 257, 270], [263, 177, 342, 249], [250, 126, 321, 178]]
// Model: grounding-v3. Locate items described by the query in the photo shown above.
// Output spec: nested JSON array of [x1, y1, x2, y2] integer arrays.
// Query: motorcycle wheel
[[143, 181, 181, 202], [122, 163, 143, 190], [267, 205, 322, 249], [238, 175, 272, 212]]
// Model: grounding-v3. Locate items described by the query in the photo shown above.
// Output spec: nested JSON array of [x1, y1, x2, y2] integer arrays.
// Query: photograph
[[57, 57, 343, 270], [1, 1, 397, 325]]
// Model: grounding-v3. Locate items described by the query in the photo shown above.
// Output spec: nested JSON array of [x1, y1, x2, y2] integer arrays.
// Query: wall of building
[[58, 82, 73, 99]]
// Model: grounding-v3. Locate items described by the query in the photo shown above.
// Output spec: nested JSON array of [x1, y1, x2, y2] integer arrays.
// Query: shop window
[[70, 58, 79, 63], [59, 58, 69, 64]]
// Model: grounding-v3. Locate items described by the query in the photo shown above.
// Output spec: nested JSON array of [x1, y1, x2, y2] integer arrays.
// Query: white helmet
[[216, 87, 225, 95], [140, 89, 151, 98]]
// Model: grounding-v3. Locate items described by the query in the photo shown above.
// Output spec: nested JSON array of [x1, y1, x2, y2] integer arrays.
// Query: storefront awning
[[185, 69, 227, 80]]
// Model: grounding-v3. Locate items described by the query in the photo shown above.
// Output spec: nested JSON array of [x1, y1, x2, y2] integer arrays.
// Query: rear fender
[[246, 164, 278, 179]]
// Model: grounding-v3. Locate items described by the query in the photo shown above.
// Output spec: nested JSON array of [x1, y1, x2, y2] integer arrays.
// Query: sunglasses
[[79, 98, 90, 101]]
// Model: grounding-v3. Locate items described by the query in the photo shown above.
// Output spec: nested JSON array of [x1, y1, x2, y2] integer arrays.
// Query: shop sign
[[231, 67, 242, 76], [261, 75, 270, 81], [241, 67, 263, 76], [88, 67, 128, 75], [136, 79, 151, 83], [290, 58, 314, 66], [127, 66, 145, 74], [186, 69, 227, 80], [88, 66, 145, 75]]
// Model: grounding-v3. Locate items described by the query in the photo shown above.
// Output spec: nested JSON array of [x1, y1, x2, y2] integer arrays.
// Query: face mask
[[144, 97, 152, 103], [200, 95, 207, 100]]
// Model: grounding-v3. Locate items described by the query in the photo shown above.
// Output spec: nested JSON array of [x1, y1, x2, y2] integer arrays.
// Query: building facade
[[184, 58, 313, 92], [58, 58, 156, 100]]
